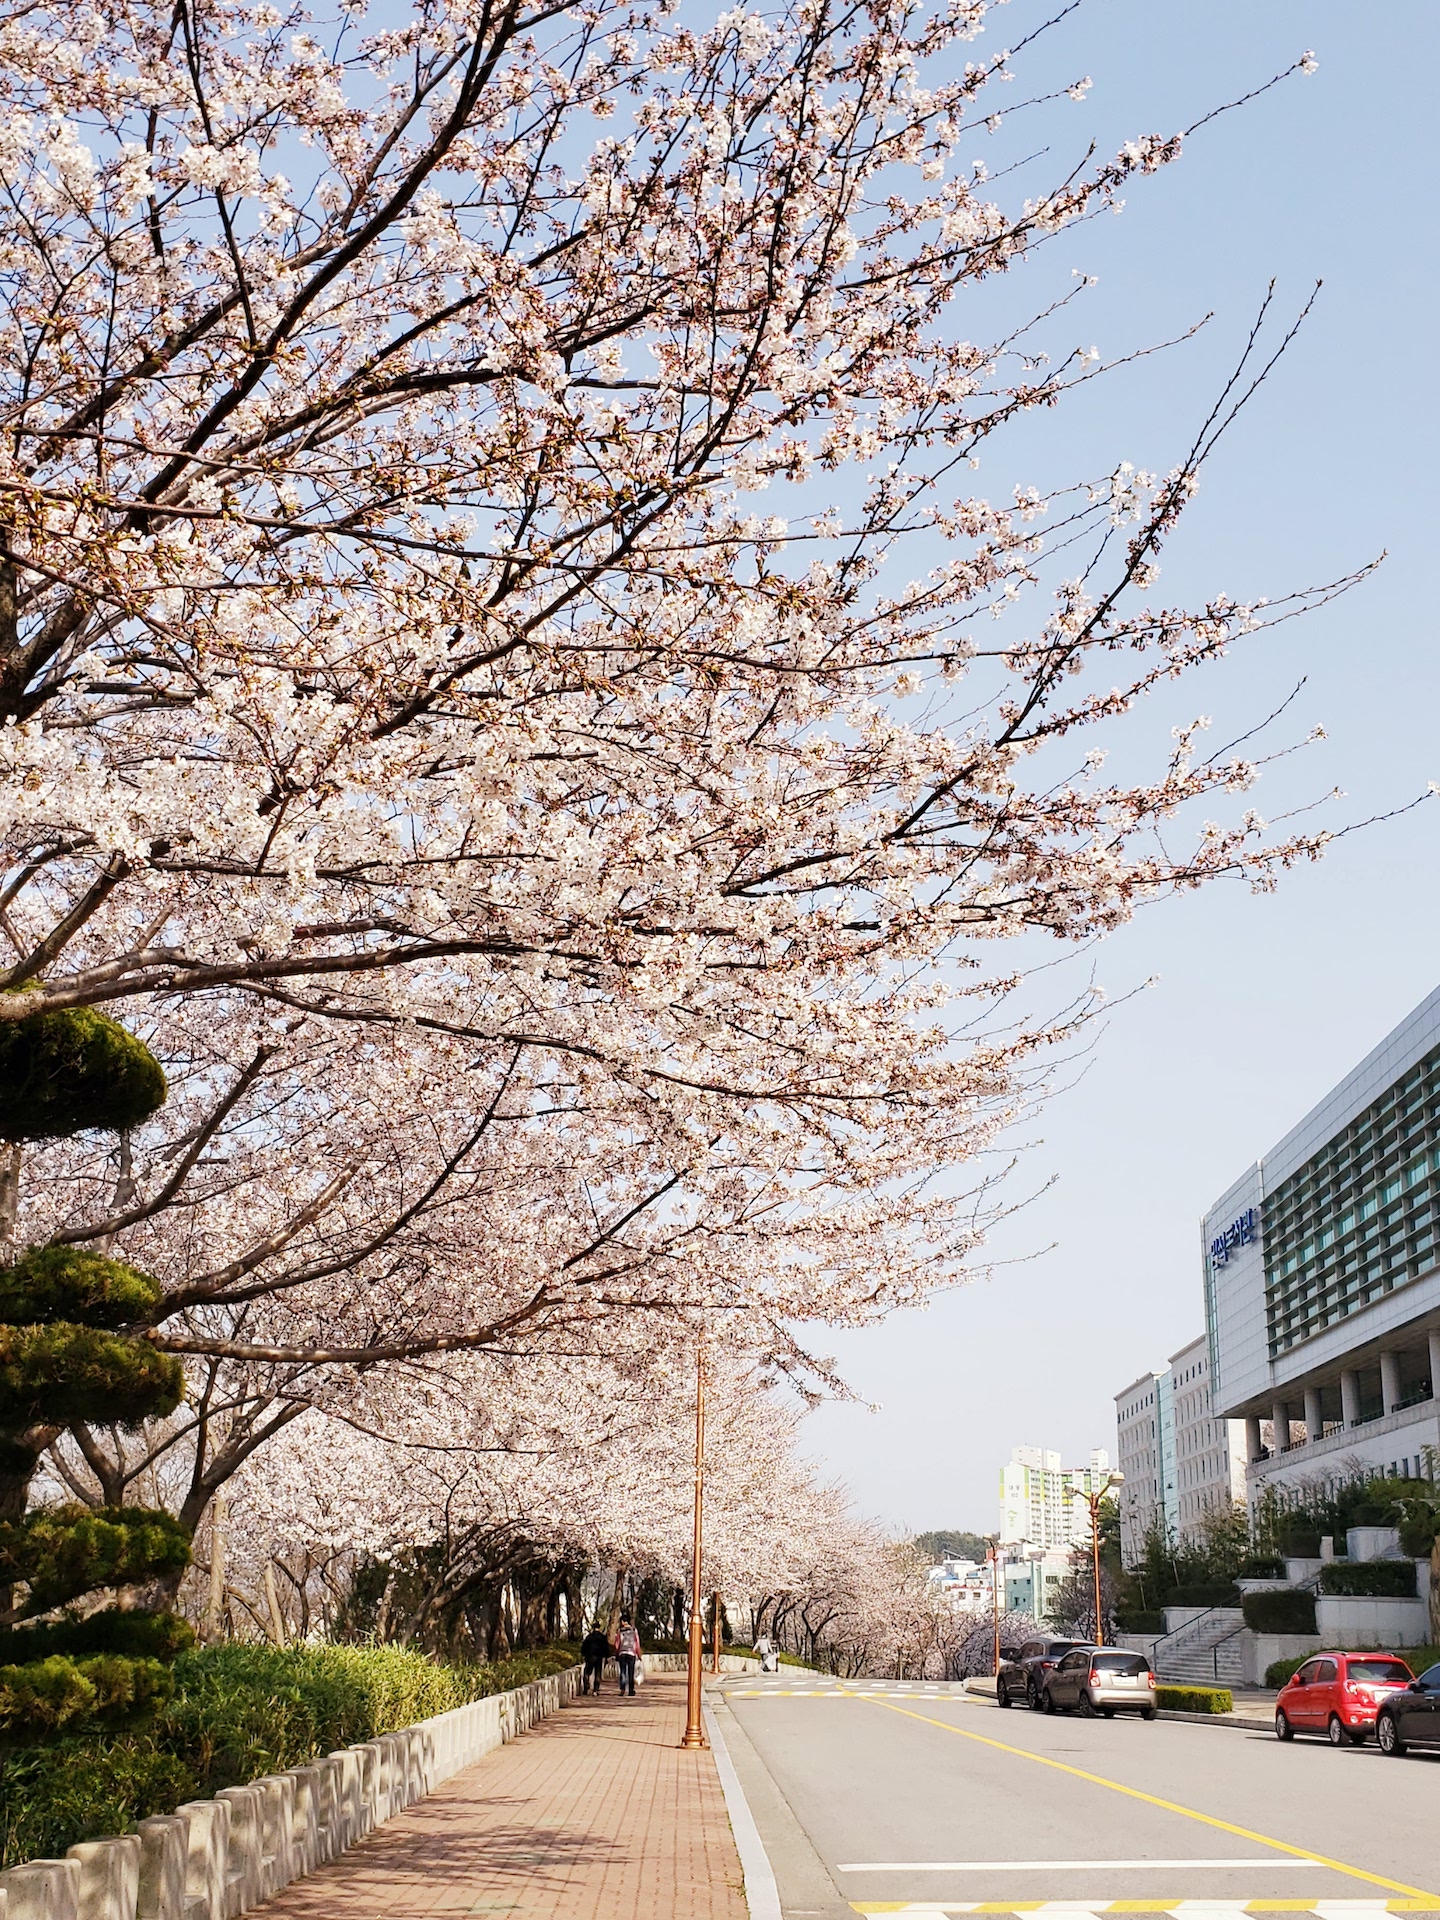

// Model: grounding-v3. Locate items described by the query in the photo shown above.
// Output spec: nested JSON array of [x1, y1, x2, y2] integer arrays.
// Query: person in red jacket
[[614, 1614, 642, 1696]]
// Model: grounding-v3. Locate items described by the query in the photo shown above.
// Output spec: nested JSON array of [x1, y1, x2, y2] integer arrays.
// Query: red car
[[1274, 1651, 1415, 1746]]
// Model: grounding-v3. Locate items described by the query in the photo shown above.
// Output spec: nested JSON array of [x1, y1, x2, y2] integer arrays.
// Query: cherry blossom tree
[[0, 0, 1336, 1380], [0, 0, 1351, 1597], [171, 1341, 863, 1656]]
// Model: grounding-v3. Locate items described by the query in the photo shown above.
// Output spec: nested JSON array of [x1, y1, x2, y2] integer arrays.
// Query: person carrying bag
[[615, 1613, 642, 1696]]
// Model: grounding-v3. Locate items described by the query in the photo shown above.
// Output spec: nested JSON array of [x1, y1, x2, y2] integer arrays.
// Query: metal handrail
[[1205, 1621, 1247, 1682], [1145, 1600, 1245, 1663]]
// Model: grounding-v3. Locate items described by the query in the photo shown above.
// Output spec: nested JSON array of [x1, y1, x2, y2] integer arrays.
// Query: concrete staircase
[[1151, 1607, 1246, 1687]]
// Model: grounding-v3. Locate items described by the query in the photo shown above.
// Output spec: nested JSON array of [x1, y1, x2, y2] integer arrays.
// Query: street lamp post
[[1083, 1471, 1124, 1647], [985, 1536, 1002, 1674], [680, 1341, 709, 1750]]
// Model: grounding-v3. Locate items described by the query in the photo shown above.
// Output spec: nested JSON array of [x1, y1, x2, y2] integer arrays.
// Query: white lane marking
[[835, 1860, 1326, 1873], [847, 1907, 1413, 1919], [702, 1696, 783, 1920]]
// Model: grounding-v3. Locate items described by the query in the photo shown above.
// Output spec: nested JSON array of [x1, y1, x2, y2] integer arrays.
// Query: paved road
[[711, 1675, 1440, 1916]]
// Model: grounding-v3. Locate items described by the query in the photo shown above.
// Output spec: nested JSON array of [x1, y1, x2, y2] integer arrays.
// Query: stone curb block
[[0, 1664, 584, 1920], [1157, 1708, 1275, 1730]]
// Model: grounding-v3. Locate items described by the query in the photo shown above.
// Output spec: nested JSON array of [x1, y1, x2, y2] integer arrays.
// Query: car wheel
[[1377, 1712, 1406, 1757], [1077, 1690, 1097, 1718], [1327, 1714, 1347, 1748], [1275, 1709, 1294, 1742], [1027, 1677, 1043, 1711], [1042, 1685, 1057, 1714], [997, 1679, 1011, 1708], [1141, 1707, 1157, 1722], [1101, 1706, 1116, 1718]]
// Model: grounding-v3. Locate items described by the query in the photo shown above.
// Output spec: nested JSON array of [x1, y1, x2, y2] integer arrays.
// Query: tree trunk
[[0, 1139, 20, 1261], [205, 1492, 228, 1643]]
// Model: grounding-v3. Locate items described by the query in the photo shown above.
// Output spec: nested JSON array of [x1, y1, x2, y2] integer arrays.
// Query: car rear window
[[1089, 1652, 1149, 1674], [1347, 1659, 1412, 1684]]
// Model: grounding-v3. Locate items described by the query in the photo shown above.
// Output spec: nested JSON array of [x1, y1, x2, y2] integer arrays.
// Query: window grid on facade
[[1262, 1046, 1440, 1357]]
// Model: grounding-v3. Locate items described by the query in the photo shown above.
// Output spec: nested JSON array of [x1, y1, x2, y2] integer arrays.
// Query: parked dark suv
[[997, 1636, 1091, 1710]]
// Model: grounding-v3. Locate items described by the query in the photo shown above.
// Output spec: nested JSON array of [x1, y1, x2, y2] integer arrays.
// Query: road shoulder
[[707, 1688, 855, 1920]]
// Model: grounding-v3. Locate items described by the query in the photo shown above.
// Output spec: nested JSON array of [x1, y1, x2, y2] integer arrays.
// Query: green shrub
[[0, 1326, 184, 1429], [0, 1006, 166, 1142], [1318, 1560, 1417, 1597], [1239, 1555, 1286, 1578], [1156, 1684, 1233, 1714], [1275, 1530, 1322, 1559], [1163, 1583, 1241, 1608], [0, 1737, 196, 1870], [1114, 1609, 1164, 1634], [1243, 1590, 1317, 1633], [0, 1248, 162, 1329], [0, 1640, 580, 1867]]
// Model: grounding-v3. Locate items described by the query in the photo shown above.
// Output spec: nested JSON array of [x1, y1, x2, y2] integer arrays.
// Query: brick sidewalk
[[261, 1672, 748, 1919]]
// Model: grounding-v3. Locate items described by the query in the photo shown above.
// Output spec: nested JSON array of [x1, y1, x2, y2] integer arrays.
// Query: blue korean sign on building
[[1209, 1205, 1259, 1270]]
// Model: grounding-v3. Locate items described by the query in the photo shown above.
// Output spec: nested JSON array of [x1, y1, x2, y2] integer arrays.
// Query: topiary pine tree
[[0, 1005, 194, 1742]]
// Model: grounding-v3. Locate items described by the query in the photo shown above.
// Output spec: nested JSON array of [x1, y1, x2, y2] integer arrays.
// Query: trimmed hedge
[[1, 1640, 580, 1869], [1318, 1560, 1417, 1597], [1238, 1555, 1286, 1579], [1156, 1684, 1233, 1714], [1162, 1583, 1241, 1609], [1115, 1610, 1164, 1634], [1243, 1590, 1316, 1633]]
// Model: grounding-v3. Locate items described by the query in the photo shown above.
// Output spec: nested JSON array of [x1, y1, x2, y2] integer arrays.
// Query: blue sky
[[802, 0, 1440, 1534]]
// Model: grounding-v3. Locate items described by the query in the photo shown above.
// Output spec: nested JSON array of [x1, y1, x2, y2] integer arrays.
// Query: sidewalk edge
[[703, 1695, 783, 1920]]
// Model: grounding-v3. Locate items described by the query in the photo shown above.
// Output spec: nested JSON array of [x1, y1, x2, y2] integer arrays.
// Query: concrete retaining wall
[[640, 1653, 760, 1677], [1314, 1594, 1431, 1645], [0, 1665, 584, 1920]]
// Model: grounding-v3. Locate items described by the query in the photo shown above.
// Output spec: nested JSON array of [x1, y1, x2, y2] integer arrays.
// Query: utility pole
[[986, 1535, 1001, 1674], [680, 1341, 709, 1750]]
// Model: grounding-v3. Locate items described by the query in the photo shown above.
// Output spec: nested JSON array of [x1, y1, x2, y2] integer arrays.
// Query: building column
[[1303, 1387, 1323, 1445], [1380, 1349, 1402, 1415], [1429, 1329, 1440, 1402], [1245, 1415, 1264, 1463], [1271, 1399, 1291, 1452], [1341, 1369, 1361, 1428]]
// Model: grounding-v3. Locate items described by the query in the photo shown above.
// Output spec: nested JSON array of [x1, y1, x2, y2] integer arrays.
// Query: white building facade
[[1171, 1333, 1248, 1537], [1205, 986, 1440, 1498], [1115, 1338, 1246, 1565], [1115, 1370, 1170, 1565], [999, 1444, 1112, 1552]]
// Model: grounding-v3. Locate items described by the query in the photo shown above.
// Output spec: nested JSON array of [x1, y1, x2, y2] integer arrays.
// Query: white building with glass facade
[[1204, 986, 1440, 1495]]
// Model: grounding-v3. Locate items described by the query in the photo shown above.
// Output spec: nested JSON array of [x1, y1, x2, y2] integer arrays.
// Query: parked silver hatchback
[[1043, 1646, 1157, 1719]]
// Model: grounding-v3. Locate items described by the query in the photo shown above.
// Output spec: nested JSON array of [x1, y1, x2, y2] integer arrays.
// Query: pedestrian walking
[[615, 1614, 642, 1696], [581, 1622, 612, 1695], [755, 1633, 779, 1675]]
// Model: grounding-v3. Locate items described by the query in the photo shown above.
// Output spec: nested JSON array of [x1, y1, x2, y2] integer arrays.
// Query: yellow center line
[[860, 1696, 1435, 1901]]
